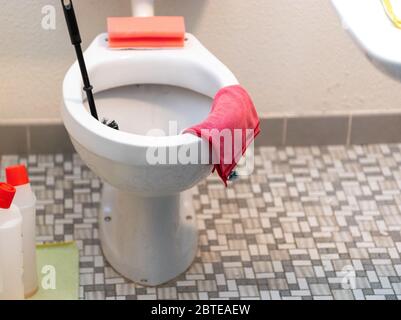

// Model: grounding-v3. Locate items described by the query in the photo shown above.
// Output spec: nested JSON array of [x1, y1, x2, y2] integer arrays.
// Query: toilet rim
[[62, 33, 240, 150]]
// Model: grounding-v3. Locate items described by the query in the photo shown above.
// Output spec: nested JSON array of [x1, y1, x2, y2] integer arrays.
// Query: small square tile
[[29, 125, 74, 154], [351, 114, 401, 144], [0, 125, 27, 155], [286, 116, 348, 146], [256, 118, 284, 147]]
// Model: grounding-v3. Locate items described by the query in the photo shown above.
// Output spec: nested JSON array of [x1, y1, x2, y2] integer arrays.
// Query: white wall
[[1, 0, 401, 123]]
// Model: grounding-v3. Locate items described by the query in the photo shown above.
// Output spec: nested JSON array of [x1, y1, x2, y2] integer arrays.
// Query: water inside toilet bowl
[[84, 84, 212, 136]]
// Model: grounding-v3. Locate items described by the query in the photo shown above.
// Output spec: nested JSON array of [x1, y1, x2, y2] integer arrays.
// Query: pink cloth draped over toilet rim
[[184, 85, 261, 186]]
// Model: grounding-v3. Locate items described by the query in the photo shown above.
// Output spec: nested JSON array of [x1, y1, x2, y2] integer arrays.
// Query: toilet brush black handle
[[74, 45, 99, 120], [61, 0, 99, 121], [61, 0, 81, 46]]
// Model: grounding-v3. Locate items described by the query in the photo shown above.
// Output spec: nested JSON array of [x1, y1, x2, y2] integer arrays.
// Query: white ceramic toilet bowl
[[62, 33, 239, 286]]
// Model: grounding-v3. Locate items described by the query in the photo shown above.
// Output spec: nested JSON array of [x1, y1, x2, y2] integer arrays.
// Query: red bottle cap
[[0, 183, 16, 209], [5, 164, 30, 187]]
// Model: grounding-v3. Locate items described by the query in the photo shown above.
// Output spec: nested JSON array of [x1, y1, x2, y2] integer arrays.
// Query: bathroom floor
[[1, 144, 401, 300]]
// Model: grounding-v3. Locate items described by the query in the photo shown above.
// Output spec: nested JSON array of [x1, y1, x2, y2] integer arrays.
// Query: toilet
[[62, 1, 239, 286]]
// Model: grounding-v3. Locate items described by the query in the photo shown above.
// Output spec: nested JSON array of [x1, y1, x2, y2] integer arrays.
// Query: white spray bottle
[[0, 182, 24, 300], [6, 165, 38, 298]]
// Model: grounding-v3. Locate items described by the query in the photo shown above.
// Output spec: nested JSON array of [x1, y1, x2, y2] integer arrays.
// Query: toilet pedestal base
[[99, 183, 198, 286]]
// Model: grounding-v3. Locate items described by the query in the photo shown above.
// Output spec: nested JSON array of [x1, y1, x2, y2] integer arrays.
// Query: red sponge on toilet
[[107, 16, 186, 49]]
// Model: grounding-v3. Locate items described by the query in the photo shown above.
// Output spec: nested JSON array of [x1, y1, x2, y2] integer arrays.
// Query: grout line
[[26, 126, 31, 154], [282, 117, 288, 146], [346, 115, 353, 146]]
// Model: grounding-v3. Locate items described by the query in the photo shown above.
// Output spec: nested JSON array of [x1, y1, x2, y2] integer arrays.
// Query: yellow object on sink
[[382, 0, 401, 28]]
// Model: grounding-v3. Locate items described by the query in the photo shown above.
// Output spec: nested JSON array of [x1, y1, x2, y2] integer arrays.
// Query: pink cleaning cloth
[[184, 85, 261, 186]]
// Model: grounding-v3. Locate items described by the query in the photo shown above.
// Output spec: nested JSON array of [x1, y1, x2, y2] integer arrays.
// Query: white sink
[[332, 0, 401, 81]]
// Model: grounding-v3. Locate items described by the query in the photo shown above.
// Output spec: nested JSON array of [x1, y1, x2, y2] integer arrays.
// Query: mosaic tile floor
[[1, 144, 401, 300]]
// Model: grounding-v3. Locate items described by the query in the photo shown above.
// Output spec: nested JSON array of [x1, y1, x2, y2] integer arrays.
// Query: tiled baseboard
[[1, 113, 401, 154], [257, 113, 401, 147], [0, 124, 74, 155]]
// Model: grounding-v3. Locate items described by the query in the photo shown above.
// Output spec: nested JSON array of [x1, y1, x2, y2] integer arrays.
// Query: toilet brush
[[61, 0, 119, 130]]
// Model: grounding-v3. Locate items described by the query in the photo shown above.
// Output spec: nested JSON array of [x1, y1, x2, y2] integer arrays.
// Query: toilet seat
[[62, 33, 239, 165]]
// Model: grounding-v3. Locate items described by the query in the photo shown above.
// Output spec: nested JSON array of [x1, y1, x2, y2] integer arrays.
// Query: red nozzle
[[6, 165, 30, 187], [0, 183, 16, 209]]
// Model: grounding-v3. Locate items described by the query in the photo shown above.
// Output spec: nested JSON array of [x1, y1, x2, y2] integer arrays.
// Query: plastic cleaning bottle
[[6, 165, 38, 298], [0, 182, 24, 300]]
